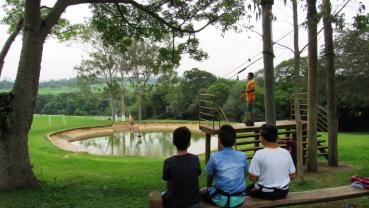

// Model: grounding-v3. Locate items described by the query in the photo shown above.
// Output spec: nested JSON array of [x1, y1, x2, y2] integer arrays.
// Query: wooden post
[[296, 120, 304, 183], [261, 0, 276, 126], [254, 130, 259, 155], [322, 0, 338, 166], [205, 133, 211, 164], [307, 0, 318, 172], [148, 192, 162, 208]]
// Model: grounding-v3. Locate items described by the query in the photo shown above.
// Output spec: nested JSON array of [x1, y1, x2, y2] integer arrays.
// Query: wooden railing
[[198, 93, 229, 131], [199, 94, 217, 130], [290, 93, 328, 132], [234, 128, 328, 161], [290, 93, 329, 160]]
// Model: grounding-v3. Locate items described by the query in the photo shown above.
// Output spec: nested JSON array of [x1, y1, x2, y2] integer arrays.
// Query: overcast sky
[[0, 0, 366, 81]]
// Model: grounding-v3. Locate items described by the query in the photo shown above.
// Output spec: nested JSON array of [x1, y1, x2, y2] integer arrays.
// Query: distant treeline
[[33, 62, 369, 131], [0, 78, 78, 89]]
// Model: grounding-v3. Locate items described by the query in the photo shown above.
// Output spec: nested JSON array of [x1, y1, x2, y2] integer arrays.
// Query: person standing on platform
[[240, 72, 256, 126]]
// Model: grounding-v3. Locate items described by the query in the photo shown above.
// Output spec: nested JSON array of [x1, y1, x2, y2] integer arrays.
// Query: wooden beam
[[149, 186, 369, 208]]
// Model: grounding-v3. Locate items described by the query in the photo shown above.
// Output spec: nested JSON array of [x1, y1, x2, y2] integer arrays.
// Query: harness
[[210, 188, 245, 208], [256, 183, 289, 192]]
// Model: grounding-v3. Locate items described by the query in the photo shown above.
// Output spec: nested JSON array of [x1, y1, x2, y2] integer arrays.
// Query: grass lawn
[[0, 87, 78, 95], [0, 83, 132, 95], [0, 115, 368, 207]]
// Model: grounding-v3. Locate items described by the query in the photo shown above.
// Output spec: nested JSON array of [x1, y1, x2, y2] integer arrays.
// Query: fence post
[[205, 133, 211, 164]]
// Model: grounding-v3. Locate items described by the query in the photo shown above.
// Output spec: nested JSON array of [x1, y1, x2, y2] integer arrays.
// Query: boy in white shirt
[[247, 124, 296, 200]]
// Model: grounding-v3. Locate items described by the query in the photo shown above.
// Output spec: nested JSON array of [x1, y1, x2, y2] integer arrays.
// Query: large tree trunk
[[0, 0, 42, 190], [292, 0, 304, 183], [121, 90, 125, 120], [120, 71, 126, 120], [261, 1, 276, 125], [307, 0, 318, 172], [322, 0, 338, 166], [109, 90, 116, 122], [138, 90, 143, 121], [0, 19, 24, 78]]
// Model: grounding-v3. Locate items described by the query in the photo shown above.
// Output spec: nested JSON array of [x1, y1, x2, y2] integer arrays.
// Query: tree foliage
[[90, 0, 253, 59]]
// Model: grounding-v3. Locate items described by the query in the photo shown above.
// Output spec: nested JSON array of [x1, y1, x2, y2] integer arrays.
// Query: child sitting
[[205, 125, 248, 208], [162, 127, 201, 208], [247, 124, 296, 200]]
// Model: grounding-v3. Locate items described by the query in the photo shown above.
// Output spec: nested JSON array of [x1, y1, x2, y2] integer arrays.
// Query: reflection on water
[[71, 131, 218, 157]]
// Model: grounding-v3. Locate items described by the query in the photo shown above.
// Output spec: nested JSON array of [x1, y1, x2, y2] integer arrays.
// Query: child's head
[[218, 125, 236, 147], [259, 124, 278, 143], [173, 126, 191, 150]]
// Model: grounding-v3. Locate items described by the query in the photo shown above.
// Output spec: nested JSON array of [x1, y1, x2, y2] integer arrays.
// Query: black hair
[[259, 124, 278, 142], [218, 125, 236, 147], [248, 72, 254, 78], [173, 126, 191, 150]]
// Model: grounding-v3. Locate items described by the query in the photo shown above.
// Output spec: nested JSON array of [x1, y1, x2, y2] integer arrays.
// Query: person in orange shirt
[[129, 116, 135, 130], [240, 72, 256, 126]]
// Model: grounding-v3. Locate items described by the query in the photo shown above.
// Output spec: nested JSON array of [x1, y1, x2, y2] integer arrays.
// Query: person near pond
[[162, 127, 202, 208], [204, 125, 248, 208], [129, 116, 135, 130], [246, 124, 296, 200], [239, 72, 256, 126]]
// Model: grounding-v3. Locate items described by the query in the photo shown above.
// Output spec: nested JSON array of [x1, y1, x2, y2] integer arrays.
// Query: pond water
[[71, 131, 218, 157]]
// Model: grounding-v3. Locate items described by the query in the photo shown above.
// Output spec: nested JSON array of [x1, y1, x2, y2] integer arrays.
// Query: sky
[[0, 0, 366, 81]]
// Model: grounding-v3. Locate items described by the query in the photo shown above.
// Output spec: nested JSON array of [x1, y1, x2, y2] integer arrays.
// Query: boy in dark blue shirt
[[162, 127, 202, 208]]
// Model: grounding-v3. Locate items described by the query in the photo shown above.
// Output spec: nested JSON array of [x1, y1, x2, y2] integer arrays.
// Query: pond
[[71, 131, 218, 157]]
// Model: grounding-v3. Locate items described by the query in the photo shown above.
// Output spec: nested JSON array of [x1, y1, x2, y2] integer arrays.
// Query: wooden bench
[[148, 186, 369, 208]]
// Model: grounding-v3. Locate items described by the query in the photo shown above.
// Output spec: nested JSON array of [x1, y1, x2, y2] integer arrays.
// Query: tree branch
[[0, 18, 24, 78], [126, 0, 222, 33], [41, 0, 70, 37], [42, 0, 222, 40], [274, 42, 295, 53]]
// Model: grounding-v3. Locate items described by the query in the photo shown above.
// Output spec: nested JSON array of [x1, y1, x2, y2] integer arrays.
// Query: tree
[[0, 0, 251, 190], [75, 37, 119, 121], [116, 56, 129, 120], [307, 0, 319, 172], [260, 0, 276, 125], [322, 0, 338, 166], [334, 16, 369, 131], [126, 39, 176, 121], [181, 68, 217, 118], [145, 70, 179, 119], [291, 0, 304, 183]]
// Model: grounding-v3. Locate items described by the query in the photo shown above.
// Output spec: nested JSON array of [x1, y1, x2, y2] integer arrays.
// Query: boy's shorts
[[246, 101, 254, 113]]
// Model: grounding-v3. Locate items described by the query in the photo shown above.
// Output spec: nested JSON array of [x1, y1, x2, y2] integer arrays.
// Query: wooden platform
[[148, 186, 369, 208], [200, 120, 310, 163], [199, 120, 306, 135]]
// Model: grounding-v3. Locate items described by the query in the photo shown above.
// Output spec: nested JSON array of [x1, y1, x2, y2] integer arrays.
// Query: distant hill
[[0, 76, 155, 95], [0, 78, 80, 95], [39, 78, 78, 88], [0, 78, 78, 89], [0, 80, 13, 88]]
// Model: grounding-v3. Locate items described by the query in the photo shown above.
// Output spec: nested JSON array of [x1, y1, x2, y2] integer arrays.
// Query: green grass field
[[0, 115, 368, 207], [0, 83, 130, 95], [0, 87, 78, 95]]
